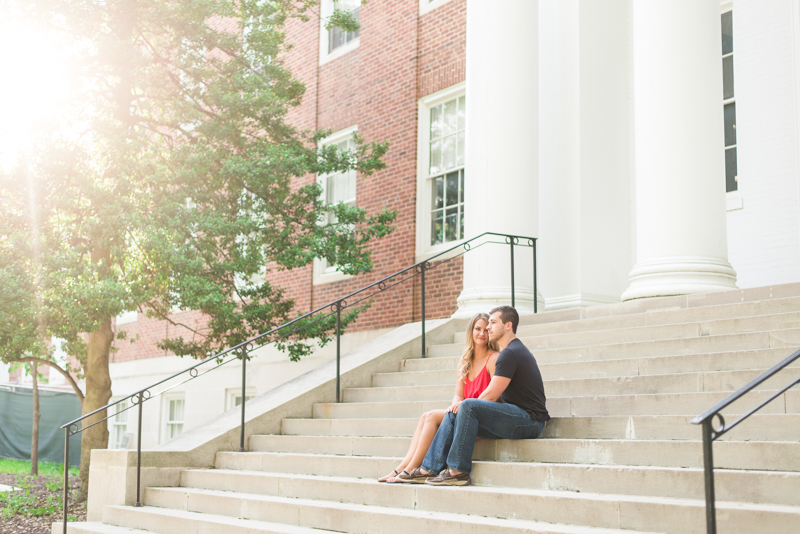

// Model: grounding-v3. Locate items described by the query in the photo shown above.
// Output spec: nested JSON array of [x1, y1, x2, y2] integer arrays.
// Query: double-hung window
[[315, 126, 357, 281], [722, 9, 737, 193], [320, 0, 361, 64], [110, 399, 129, 449], [163, 395, 185, 442], [417, 86, 466, 255]]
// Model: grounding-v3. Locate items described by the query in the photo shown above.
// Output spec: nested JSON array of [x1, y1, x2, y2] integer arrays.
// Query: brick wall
[[114, 0, 467, 362]]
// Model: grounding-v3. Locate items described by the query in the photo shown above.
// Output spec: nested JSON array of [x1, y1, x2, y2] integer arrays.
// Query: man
[[416, 305, 549, 486]]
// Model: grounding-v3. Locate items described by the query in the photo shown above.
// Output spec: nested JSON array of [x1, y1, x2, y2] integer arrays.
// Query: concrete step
[[401, 346, 798, 377], [139, 486, 664, 534], [210, 454, 800, 505], [144, 480, 800, 534], [95, 504, 345, 534], [502, 297, 800, 339], [247, 435, 800, 471], [281, 414, 800, 441], [516, 283, 800, 329], [352, 367, 800, 401], [315, 389, 799, 419]]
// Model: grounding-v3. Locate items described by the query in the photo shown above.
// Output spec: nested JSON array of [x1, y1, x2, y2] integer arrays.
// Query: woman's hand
[[447, 401, 462, 414]]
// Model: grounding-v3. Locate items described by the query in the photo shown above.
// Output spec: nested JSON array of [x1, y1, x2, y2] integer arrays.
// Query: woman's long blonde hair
[[457, 313, 500, 380]]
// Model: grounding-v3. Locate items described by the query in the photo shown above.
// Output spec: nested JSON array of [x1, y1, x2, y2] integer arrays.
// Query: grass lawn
[[0, 457, 78, 478]]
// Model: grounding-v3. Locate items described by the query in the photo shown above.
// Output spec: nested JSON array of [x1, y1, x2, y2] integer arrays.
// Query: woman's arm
[[447, 377, 466, 413]]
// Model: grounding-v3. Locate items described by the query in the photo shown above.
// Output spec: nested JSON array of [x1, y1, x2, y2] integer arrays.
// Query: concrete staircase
[[61, 290, 800, 534]]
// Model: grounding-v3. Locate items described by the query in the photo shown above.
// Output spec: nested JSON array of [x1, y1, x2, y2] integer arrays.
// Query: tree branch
[[15, 357, 85, 402]]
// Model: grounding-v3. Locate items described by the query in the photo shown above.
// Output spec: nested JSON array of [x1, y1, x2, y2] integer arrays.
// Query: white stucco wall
[[725, 0, 800, 288]]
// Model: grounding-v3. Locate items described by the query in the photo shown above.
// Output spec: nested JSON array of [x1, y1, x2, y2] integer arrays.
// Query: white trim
[[314, 125, 358, 285], [319, 0, 360, 66], [415, 82, 466, 259], [160, 392, 185, 443], [225, 387, 256, 411], [420, 0, 457, 16]]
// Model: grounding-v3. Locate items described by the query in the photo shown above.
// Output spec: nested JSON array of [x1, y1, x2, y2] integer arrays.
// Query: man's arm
[[477, 375, 511, 402]]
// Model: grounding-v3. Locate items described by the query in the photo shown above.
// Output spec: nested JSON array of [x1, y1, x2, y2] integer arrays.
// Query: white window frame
[[319, 0, 361, 65], [419, 0, 458, 16], [314, 125, 358, 285], [115, 310, 138, 325], [226, 387, 256, 411], [721, 2, 741, 211], [109, 398, 130, 449], [415, 82, 466, 262], [161, 393, 185, 443]]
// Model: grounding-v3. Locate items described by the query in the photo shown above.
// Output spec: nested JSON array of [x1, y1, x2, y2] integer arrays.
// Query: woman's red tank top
[[463, 359, 492, 399]]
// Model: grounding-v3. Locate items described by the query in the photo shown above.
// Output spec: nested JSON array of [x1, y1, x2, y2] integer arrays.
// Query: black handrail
[[690, 348, 800, 534], [58, 231, 538, 531]]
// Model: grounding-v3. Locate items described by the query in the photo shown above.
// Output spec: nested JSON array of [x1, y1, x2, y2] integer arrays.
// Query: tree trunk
[[30, 362, 40, 476], [78, 317, 114, 500]]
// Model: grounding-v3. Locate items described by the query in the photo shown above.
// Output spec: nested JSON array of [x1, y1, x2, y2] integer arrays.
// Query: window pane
[[459, 204, 464, 239], [430, 139, 442, 175], [723, 55, 734, 100], [442, 134, 455, 170], [721, 12, 733, 56], [445, 207, 458, 242], [444, 99, 457, 136], [170, 399, 184, 421], [432, 176, 444, 210], [456, 130, 465, 167], [446, 171, 459, 207], [459, 170, 464, 204], [169, 423, 183, 439], [430, 210, 444, 245], [725, 147, 738, 192], [724, 102, 736, 147], [430, 105, 442, 140], [457, 95, 465, 131]]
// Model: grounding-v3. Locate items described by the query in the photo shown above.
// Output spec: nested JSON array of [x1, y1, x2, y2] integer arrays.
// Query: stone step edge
[[207, 456, 800, 477], [513, 308, 800, 338], [105, 502, 662, 534], [351, 365, 796, 390], [150, 478, 800, 514], [432, 327, 800, 356]]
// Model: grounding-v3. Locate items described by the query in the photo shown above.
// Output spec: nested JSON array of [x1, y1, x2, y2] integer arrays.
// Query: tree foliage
[[1, 0, 395, 365]]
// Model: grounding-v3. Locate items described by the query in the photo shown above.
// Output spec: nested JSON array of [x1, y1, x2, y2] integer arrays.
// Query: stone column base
[[621, 256, 737, 301]]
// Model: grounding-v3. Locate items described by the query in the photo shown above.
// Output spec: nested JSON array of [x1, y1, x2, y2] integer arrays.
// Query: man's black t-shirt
[[494, 338, 550, 422]]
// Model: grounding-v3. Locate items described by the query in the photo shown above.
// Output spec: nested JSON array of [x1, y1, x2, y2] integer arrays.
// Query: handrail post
[[701, 419, 717, 534], [336, 301, 341, 403], [135, 391, 143, 507], [533, 238, 537, 313], [239, 347, 247, 452], [509, 238, 515, 307], [62, 427, 69, 534], [421, 264, 426, 358]]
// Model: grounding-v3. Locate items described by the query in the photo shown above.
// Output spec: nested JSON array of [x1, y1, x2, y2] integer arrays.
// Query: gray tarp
[[0, 385, 81, 466]]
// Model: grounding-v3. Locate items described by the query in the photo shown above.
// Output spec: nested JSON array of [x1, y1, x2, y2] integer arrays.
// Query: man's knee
[[460, 398, 480, 414]]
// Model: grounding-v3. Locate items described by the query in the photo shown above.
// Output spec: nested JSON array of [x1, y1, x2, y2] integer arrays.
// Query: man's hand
[[478, 376, 511, 402], [446, 400, 462, 414]]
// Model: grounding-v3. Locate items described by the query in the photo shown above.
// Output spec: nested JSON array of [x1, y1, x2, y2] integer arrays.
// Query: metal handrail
[[690, 348, 800, 534], [58, 231, 538, 531]]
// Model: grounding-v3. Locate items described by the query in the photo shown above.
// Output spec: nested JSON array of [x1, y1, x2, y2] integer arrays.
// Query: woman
[[378, 312, 500, 483]]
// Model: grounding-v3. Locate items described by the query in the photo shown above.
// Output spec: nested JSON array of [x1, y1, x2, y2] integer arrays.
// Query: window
[[116, 310, 138, 325], [722, 9, 737, 193], [419, 89, 465, 250], [314, 126, 357, 283], [226, 387, 256, 411], [163, 395, 185, 441], [320, 0, 360, 64], [110, 399, 129, 449]]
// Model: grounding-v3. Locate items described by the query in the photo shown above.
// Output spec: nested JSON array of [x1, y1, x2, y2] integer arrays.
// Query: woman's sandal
[[393, 468, 430, 484], [378, 468, 401, 483]]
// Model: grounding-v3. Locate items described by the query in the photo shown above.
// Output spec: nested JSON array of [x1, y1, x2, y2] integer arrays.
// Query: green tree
[[0, 0, 394, 498]]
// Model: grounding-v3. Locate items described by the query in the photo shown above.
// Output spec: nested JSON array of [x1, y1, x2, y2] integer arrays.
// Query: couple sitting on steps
[[378, 305, 550, 486]]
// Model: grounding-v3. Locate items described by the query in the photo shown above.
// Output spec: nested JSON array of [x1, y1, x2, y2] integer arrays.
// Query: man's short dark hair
[[490, 305, 519, 334]]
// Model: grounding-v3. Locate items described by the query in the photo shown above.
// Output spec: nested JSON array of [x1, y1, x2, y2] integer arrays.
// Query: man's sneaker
[[424, 469, 471, 486]]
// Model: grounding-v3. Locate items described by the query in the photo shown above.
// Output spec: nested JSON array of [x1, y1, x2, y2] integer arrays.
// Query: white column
[[622, 0, 737, 301], [455, 0, 542, 318]]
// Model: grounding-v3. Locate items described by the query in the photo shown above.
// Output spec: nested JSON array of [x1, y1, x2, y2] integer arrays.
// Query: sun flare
[[0, 3, 75, 170]]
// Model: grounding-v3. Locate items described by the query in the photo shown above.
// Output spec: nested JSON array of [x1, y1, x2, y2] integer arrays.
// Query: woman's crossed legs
[[378, 408, 446, 482]]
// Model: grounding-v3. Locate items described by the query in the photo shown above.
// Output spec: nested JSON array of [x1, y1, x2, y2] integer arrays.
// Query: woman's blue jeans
[[421, 399, 545, 475]]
